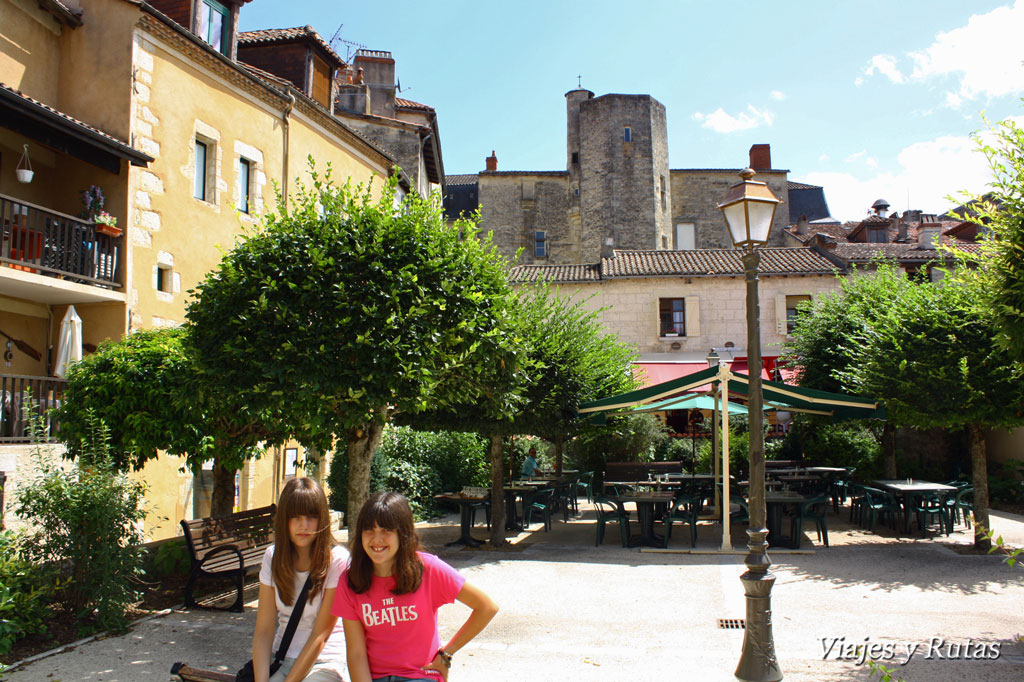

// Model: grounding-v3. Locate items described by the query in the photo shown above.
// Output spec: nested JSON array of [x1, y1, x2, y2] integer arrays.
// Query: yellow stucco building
[[0, 0, 401, 539]]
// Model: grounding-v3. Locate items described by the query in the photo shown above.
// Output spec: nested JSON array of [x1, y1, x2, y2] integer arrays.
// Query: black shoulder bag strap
[[274, 576, 314, 666]]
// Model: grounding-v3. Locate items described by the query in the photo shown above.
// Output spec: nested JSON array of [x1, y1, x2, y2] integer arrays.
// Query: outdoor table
[[612, 490, 675, 547], [873, 479, 957, 534], [764, 490, 808, 549], [435, 493, 489, 547], [503, 483, 550, 530]]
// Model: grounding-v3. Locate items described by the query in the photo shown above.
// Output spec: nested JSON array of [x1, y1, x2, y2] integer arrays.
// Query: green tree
[[53, 327, 279, 516], [402, 285, 637, 545], [954, 116, 1024, 363], [839, 269, 1024, 549], [186, 167, 521, 525], [784, 265, 911, 476]]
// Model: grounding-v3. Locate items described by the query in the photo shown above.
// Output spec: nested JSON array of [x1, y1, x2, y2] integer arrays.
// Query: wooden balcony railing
[[0, 193, 122, 288], [0, 374, 66, 443]]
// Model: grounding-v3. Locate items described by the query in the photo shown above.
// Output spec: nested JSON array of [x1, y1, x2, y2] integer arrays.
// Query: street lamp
[[718, 168, 782, 682]]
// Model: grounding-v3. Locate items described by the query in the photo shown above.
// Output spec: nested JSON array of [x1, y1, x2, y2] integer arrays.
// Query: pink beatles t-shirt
[[332, 551, 466, 681]]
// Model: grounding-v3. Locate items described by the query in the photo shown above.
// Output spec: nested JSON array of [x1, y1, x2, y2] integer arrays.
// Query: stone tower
[[570, 92, 671, 261]]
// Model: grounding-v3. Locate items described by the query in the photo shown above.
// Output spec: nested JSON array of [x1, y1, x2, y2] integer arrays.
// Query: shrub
[[778, 418, 883, 479], [0, 530, 58, 656], [566, 413, 667, 475], [143, 538, 191, 579], [329, 427, 489, 520], [14, 411, 147, 635], [989, 460, 1024, 507]]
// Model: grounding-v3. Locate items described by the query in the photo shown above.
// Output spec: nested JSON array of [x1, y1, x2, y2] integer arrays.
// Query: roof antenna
[[577, 74, 582, 88]]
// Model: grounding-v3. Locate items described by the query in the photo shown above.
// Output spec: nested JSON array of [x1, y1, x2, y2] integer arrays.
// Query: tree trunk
[[968, 423, 991, 551], [345, 410, 387, 529], [882, 422, 897, 478], [210, 459, 236, 517], [489, 434, 507, 547], [554, 435, 564, 474]]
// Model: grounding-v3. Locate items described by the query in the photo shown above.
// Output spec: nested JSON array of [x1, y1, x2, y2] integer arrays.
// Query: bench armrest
[[198, 543, 245, 573]]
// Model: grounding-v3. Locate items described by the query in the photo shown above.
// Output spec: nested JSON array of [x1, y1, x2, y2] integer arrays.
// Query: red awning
[[726, 361, 771, 381], [632, 362, 709, 387]]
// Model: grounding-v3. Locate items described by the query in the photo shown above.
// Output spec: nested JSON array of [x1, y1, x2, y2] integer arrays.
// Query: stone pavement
[[7, 503, 1024, 682]]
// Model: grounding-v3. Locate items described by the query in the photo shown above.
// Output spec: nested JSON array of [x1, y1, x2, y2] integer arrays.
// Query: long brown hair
[[272, 477, 333, 605], [347, 491, 423, 595]]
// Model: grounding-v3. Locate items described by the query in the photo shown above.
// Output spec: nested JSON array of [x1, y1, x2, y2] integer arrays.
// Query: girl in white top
[[252, 477, 349, 682]]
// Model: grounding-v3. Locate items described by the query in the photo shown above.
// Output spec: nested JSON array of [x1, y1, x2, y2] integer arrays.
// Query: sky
[[238, 0, 1024, 223]]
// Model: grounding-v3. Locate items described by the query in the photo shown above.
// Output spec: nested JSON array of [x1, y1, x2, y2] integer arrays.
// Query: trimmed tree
[[400, 285, 637, 546], [783, 265, 911, 476], [53, 326, 279, 515], [186, 168, 521, 526], [838, 268, 1024, 549]]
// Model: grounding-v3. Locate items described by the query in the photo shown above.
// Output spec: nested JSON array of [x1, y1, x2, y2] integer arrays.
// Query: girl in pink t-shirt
[[332, 492, 498, 682]]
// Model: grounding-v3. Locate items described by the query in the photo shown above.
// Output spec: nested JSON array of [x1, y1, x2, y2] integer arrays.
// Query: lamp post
[[718, 168, 782, 682]]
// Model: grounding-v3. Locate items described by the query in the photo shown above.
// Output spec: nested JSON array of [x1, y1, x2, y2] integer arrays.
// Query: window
[[785, 295, 811, 334], [659, 298, 685, 336], [535, 230, 547, 258], [197, 0, 230, 55], [571, 151, 579, 165], [623, 126, 632, 143], [156, 265, 172, 293], [660, 175, 667, 210], [674, 222, 695, 250], [868, 228, 887, 243], [284, 447, 298, 478], [193, 139, 208, 201], [237, 158, 251, 213]]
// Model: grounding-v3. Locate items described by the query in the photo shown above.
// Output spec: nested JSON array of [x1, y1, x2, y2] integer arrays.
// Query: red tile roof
[[239, 62, 293, 89], [395, 97, 434, 112], [830, 242, 977, 263], [605, 248, 838, 277], [238, 26, 345, 66], [508, 264, 601, 283]]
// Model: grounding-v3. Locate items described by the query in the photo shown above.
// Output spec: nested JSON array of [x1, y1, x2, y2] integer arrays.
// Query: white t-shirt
[[259, 544, 349, 665]]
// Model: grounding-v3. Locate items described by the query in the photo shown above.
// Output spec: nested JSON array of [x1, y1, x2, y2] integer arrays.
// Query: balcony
[[0, 374, 65, 443], [1, 193, 123, 301]]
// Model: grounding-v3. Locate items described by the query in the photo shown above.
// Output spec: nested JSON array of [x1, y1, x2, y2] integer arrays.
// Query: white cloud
[[860, 1, 1024, 105], [804, 124, 1024, 222], [692, 105, 775, 133], [818, 153, 830, 162], [862, 54, 906, 85], [770, 90, 786, 101], [844, 151, 866, 163]]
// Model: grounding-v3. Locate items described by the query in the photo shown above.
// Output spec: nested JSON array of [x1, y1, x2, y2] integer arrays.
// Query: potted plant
[[79, 185, 122, 237], [94, 211, 121, 237]]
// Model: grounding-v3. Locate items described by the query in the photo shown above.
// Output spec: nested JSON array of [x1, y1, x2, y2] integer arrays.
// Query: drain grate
[[718, 618, 746, 630]]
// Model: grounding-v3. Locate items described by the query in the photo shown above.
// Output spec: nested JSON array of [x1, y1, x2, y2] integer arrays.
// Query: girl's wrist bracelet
[[437, 648, 453, 667]]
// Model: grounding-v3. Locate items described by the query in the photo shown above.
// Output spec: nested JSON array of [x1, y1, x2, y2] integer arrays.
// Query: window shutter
[[775, 295, 788, 335], [684, 297, 700, 337]]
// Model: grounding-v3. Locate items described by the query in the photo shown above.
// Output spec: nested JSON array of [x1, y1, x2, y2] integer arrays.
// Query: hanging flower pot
[[93, 211, 121, 237], [16, 144, 33, 183]]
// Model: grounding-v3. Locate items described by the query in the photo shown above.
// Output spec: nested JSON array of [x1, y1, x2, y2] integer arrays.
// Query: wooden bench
[[180, 504, 275, 612], [170, 662, 235, 682]]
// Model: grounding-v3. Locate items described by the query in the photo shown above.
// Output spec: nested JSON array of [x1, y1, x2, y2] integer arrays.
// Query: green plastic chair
[[913, 492, 951, 536], [523, 489, 555, 531], [949, 486, 974, 528], [575, 471, 595, 503], [790, 495, 829, 548], [863, 488, 900, 532], [594, 495, 630, 547], [663, 492, 701, 548]]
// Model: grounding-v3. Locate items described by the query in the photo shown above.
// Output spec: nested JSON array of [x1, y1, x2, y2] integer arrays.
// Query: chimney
[[601, 236, 615, 259], [814, 233, 836, 250], [485, 150, 498, 172], [749, 144, 771, 170], [896, 221, 908, 242], [796, 215, 809, 235], [918, 223, 941, 247]]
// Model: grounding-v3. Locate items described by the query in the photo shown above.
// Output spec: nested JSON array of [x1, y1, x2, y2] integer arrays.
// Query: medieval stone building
[[445, 89, 824, 265]]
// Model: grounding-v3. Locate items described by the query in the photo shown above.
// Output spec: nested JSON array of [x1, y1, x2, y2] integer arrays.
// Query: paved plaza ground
[[7, 500, 1024, 682]]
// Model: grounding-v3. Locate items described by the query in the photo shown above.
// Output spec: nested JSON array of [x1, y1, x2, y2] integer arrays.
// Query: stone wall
[[548, 271, 840, 357], [670, 169, 790, 249], [478, 173, 571, 264], [579, 94, 669, 261]]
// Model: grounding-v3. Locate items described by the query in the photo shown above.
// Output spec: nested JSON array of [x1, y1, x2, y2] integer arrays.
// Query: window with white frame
[[285, 447, 298, 478], [237, 157, 251, 213], [156, 265, 173, 293], [193, 139, 208, 200], [776, 294, 812, 335]]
